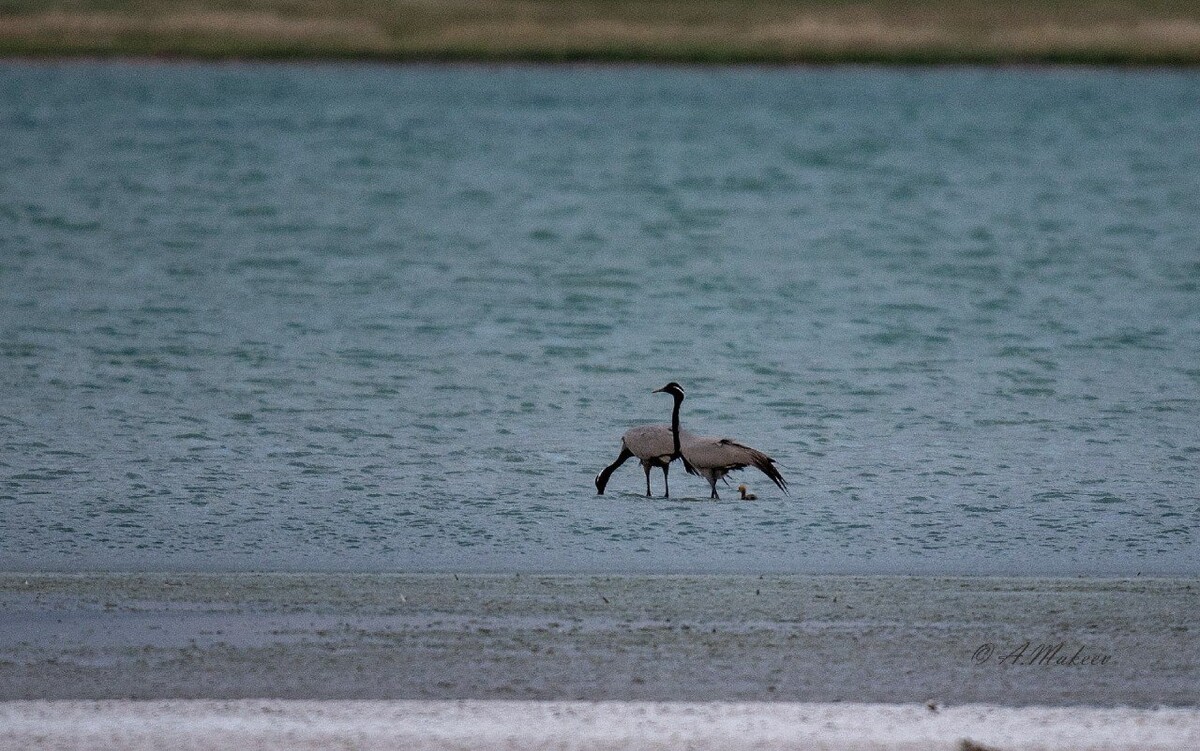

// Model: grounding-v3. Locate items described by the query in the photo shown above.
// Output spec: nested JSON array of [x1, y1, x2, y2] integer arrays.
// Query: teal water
[[1, 63, 1198, 574]]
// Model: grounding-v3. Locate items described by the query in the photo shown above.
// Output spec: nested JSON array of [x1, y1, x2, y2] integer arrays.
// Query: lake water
[[1, 63, 1197, 575]]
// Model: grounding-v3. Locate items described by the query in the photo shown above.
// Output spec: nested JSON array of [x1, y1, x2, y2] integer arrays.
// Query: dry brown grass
[[987, 20, 1200, 56], [2, 0, 1200, 62], [0, 10, 392, 53]]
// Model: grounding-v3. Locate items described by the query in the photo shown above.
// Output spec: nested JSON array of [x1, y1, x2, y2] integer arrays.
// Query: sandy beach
[[2, 699, 1200, 751], [2, 573, 1197, 748]]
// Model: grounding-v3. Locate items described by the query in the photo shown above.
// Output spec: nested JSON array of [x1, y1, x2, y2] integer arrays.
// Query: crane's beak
[[652, 387, 665, 393]]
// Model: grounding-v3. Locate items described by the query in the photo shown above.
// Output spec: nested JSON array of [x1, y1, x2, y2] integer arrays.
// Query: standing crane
[[594, 383, 692, 497]]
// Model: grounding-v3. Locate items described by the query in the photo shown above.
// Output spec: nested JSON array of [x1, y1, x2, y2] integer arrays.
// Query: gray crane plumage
[[680, 433, 788, 500], [594, 423, 696, 497]]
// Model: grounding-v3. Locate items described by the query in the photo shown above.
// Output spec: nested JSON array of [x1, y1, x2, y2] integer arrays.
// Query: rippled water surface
[[2, 63, 1198, 574]]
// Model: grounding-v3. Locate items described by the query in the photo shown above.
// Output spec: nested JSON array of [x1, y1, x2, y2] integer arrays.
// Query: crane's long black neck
[[670, 392, 684, 458], [596, 445, 634, 495]]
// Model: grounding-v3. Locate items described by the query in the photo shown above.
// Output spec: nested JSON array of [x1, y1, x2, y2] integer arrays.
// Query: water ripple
[[1, 64, 1198, 575]]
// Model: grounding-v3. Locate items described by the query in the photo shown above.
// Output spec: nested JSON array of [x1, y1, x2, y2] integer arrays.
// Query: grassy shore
[[1, 0, 1200, 64]]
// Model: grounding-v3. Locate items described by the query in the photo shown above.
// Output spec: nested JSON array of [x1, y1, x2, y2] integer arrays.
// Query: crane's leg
[[643, 464, 653, 497], [709, 477, 720, 500], [662, 464, 670, 498]]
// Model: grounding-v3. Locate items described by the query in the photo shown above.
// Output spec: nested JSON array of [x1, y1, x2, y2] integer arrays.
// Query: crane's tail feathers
[[714, 438, 788, 494], [681, 455, 700, 477], [748, 448, 788, 494]]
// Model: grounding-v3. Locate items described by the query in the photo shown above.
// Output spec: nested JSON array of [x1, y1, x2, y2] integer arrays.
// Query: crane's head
[[653, 382, 685, 400]]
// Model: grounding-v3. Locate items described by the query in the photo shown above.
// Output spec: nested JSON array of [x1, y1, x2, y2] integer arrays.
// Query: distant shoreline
[[3, 55, 1200, 69], [2, 1, 1200, 66]]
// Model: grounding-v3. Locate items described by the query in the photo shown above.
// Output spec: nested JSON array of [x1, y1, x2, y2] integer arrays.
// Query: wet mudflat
[[1, 573, 1195, 706]]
